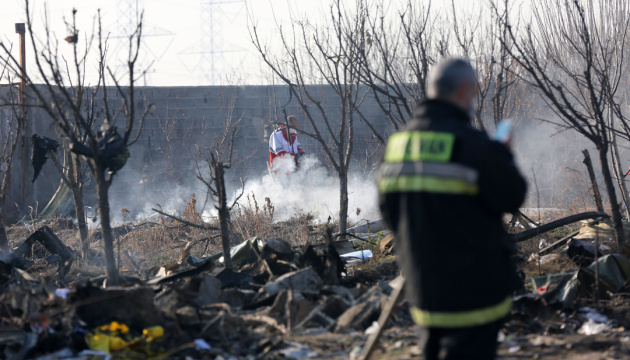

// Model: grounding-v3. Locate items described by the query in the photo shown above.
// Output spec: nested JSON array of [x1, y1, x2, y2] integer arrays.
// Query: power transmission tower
[[180, 0, 247, 85], [113, 0, 175, 85], [117, 0, 137, 40]]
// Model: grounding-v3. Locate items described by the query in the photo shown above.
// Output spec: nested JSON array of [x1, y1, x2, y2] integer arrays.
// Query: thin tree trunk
[[218, 207, 231, 269], [610, 134, 630, 219], [0, 210, 8, 252], [598, 147, 626, 249], [338, 170, 348, 241], [96, 169, 118, 284], [72, 181, 89, 259], [49, 146, 90, 258], [71, 155, 89, 259], [215, 161, 232, 269], [0, 155, 13, 252], [582, 149, 605, 212]]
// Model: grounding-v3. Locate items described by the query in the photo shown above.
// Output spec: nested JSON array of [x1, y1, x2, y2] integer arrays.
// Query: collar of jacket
[[411, 99, 471, 126]]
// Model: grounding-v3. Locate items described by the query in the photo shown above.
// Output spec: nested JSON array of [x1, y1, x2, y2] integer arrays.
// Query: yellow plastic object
[[143, 326, 164, 339], [87, 323, 165, 355], [109, 336, 128, 351], [86, 333, 128, 353], [100, 321, 130, 334], [86, 334, 110, 353]]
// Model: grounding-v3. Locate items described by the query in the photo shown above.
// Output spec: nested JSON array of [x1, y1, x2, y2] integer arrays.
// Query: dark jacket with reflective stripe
[[378, 100, 527, 316]]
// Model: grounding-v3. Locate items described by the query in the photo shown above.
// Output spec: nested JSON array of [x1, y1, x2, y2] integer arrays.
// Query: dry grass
[[4, 192, 330, 278], [232, 193, 275, 241], [9, 187, 608, 285], [232, 193, 321, 247]]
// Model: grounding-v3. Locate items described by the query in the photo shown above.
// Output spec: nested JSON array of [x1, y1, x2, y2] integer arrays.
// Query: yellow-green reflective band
[[378, 161, 479, 183], [410, 297, 512, 328], [378, 175, 479, 195], [384, 131, 455, 163]]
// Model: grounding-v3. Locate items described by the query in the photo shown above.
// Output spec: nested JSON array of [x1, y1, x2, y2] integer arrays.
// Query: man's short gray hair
[[427, 58, 477, 99]]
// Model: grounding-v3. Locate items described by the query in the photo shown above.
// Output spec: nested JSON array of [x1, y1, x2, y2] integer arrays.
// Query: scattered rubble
[[0, 221, 405, 359], [3, 214, 630, 358]]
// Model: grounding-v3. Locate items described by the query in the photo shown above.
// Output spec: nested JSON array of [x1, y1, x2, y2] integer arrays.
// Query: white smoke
[[215, 155, 380, 226], [104, 153, 379, 228]]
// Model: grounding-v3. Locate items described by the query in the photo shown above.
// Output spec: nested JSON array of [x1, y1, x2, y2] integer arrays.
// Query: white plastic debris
[[532, 336, 545, 346], [194, 338, 211, 351], [348, 345, 363, 360], [280, 343, 318, 359], [55, 288, 70, 299], [579, 307, 610, 323], [497, 331, 506, 342], [578, 319, 609, 335], [528, 253, 560, 265], [508, 346, 521, 353], [364, 321, 379, 336], [538, 238, 547, 249], [76, 350, 110, 359], [340, 250, 373, 260]]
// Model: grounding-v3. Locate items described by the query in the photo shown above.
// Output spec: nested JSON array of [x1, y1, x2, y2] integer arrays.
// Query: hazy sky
[[0, 0, 471, 86]]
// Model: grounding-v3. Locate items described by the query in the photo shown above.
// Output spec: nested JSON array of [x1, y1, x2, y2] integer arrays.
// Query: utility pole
[[15, 23, 29, 210]]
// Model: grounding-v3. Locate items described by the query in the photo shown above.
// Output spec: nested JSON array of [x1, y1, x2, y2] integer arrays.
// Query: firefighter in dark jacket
[[378, 58, 527, 360]]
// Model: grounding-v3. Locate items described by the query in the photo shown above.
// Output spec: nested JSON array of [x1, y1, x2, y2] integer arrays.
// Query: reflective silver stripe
[[378, 161, 478, 184]]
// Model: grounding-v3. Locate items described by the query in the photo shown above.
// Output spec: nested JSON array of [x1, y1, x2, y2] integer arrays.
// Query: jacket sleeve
[[476, 140, 527, 216]]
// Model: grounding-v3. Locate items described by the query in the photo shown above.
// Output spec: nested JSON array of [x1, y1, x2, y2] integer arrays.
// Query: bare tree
[[0, 2, 149, 282], [350, 0, 447, 143], [19, 8, 98, 260], [352, 1, 430, 139], [46, 136, 91, 259], [351, 0, 523, 141], [250, 0, 369, 238], [450, 0, 523, 131], [195, 86, 244, 269], [497, 0, 630, 247]]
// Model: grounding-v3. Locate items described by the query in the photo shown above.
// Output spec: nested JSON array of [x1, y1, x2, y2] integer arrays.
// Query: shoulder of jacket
[[457, 127, 494, 151], [464, 126, 490, 140]]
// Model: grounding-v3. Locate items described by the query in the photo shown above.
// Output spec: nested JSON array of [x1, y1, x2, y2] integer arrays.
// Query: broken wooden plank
[[14, 226, 74, 279], [359, 275, 405, 360], [539, 230, 580, 256], [146, 258, 215, 285], [151, 208, 219, 231], [14, 226, 73, 260]]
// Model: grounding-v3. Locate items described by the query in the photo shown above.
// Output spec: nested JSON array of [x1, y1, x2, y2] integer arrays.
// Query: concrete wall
[[1, 83, 617, 220], [4, 84, 390, 218]]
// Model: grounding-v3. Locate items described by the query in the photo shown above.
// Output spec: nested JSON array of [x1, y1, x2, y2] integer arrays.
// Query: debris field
[[2, 213, 630, 359]]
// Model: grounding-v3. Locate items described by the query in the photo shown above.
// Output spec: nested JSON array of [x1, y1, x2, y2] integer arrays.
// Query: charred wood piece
[[14, 226, 74, 278]]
